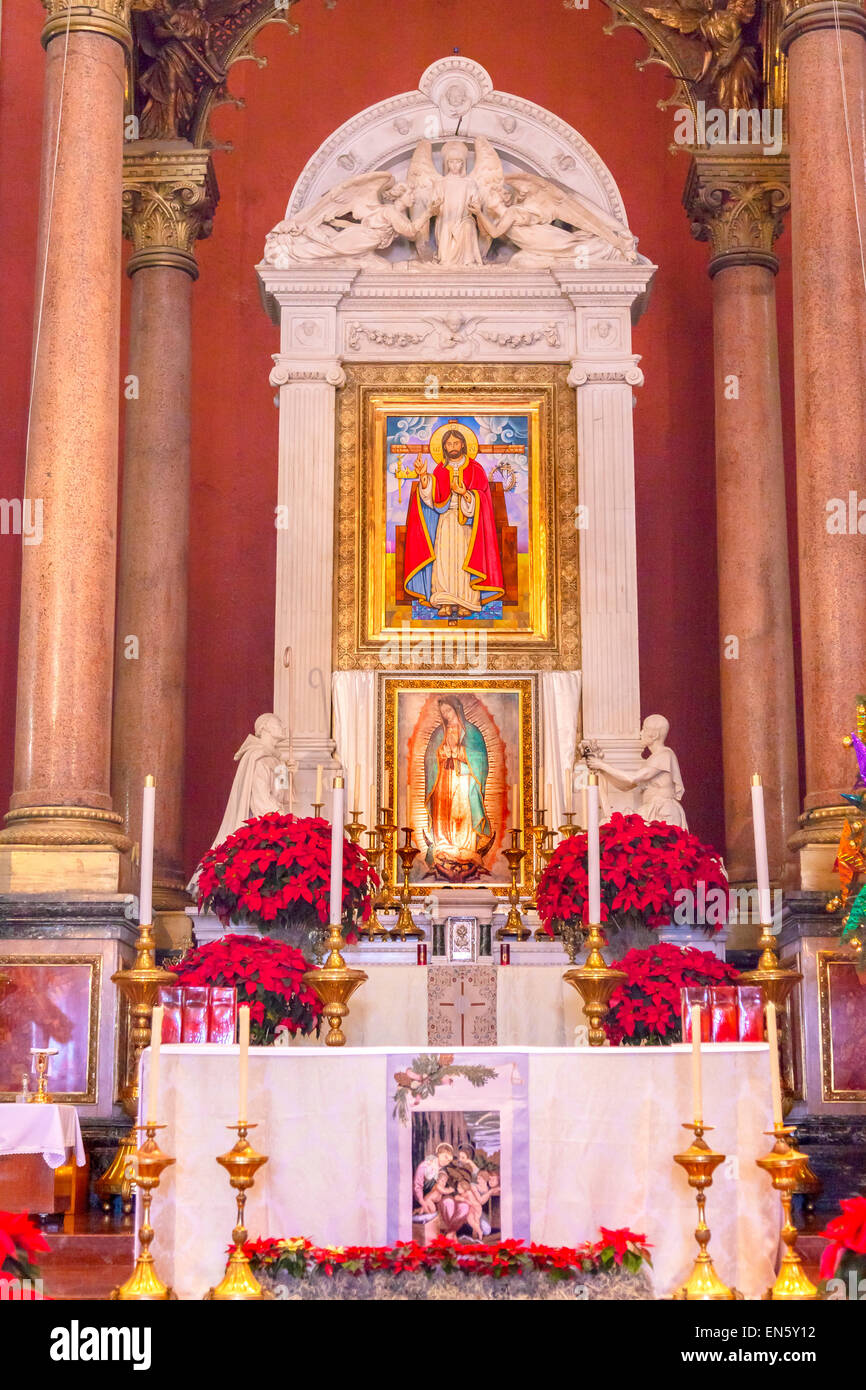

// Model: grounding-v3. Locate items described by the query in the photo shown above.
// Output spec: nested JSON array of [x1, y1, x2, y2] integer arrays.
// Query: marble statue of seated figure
[[587, 714, 688, 829]]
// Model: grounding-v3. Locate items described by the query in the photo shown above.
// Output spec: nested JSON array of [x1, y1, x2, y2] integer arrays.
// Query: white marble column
[[269, 358, 346, 810]]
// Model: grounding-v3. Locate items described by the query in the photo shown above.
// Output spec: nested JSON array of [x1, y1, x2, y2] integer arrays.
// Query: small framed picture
[[446, 916, 478, 963], [0, 956, 101, 1103]]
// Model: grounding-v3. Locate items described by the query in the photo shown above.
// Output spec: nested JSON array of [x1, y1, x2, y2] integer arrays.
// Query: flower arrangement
[[0, 1210, 49, 1298], [239, 1229, 653, 1300], [604, 943, 740, 1046], [173, 934, 322, 1044], [536, 813, 728, 936], [195, 813, 379, 945], [818, 1196, 866, 1289]]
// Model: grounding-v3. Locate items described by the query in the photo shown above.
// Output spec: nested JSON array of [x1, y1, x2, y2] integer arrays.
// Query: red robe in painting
[[403, 459, 505, 604]]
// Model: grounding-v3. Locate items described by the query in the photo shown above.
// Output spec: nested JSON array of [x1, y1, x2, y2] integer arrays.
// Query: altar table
[[143, 1044, 779, 1300], [0, 1102, 86, 1213]]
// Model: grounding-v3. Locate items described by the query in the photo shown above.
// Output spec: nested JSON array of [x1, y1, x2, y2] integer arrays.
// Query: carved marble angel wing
[[292, 170, 396, 230], [506, 171, 636, 259], [404, 139, 441, 258], [472, 137, 507, 256]]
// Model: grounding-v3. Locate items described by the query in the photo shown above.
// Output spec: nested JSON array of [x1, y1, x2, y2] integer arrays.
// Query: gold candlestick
[[498, 830, 529, 940], [205, 1123, 270, 1300], [393, 827, 423, 939], [528, 814, 548, 897], [311, 801, 324, 819], [98, 922, 177, 1214], [302, 923, 368, 1046], [111, 1124, 176, 1301], [376, 807, 399, 914], [738, 924, 802, 1011], [357, 832, 389, 941], [755, 1124, 819, 1301], [558, 813, 580, 838], [28, 1047, 58, 1104], [346, 810, 365, 844], [534, 831, 560, 939], [672, 1122, 741, 1300], [563, 924, 626, 1046]]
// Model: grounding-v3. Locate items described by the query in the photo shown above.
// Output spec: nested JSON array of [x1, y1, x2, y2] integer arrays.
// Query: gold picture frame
[[0, 955, 101, 1104], [335, 363, 579, 671], [380, 674, 536, 895], [817, 950, 866, 1103]]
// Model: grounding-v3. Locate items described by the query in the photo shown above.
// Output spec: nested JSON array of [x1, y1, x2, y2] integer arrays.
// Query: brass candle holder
[[376, 807, 399, 915], [739, 923, 802, 1011], [563, 924, 626, 1046], [205, 1123, 270, 1300], [28, 1047, 58, 1104], [498, 829, 530, 940], [558, 813, 580, 838], [98, 922, 177, 1213], [534, 831, 560, 939], [311, 801, 324, 818], [346, 810, 366, 845], [111, 1124, 176, 1301], [393, 827, 423, 939], [672, 1122, 741, 1300], [755, 1124, 819, 1301], [356, 831, 388, 940], [302, 923, 368, 1046], [528, 813, 548, 897]]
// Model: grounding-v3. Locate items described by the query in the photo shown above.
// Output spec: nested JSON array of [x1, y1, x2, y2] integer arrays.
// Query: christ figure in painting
[[422, 697, 494, 881], [403, 422, 505, 619]]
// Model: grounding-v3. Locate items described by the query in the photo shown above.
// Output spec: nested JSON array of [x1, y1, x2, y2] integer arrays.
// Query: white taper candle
[[691, 1004, 703, 1128], [587, 774, 601, 924], [146, 1005, 163, 1126], [315, 764, 323, 806], [353, 764, 361, 811], [512, 783, 519, 829], [750, 773, 772, 925], [330, 777, 345, 926], [238, 1005, 250, 1126], [139, 775, 156, 927]]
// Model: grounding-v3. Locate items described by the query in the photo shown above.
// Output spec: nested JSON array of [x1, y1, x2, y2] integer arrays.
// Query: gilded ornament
[[123, 146, 218, 276], [683, 151, 790, 274]]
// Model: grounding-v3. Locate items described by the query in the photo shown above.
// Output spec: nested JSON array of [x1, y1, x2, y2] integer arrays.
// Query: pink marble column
[[113, 147, 216, 905], [0, 12, 130, 871], [712, 262, 800, 883], [684, 151, 800, 884], [782, 3, 866, 838]]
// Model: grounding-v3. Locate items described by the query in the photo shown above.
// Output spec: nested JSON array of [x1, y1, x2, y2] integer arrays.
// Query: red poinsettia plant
[[536, 813, 728, 936], [604, 943, 740, 1046], [818, 1196, 866, 1287], [173, 934, 322, 1044], [196, 813, 379, 938], [0, 1210, 49, 1298], [240, 1228, 652, 1282]]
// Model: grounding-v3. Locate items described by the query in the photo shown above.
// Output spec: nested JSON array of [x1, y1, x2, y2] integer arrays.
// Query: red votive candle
[[710, 986, 738, 1042], [681, 987, 710, 1041], [737, 984, 764, 1041], [417, 943, 427, 966], [500, 943, 511, 966]]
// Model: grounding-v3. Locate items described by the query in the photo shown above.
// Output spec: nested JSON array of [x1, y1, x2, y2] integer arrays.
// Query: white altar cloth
[[281, 966, 428, 1047], [0, 1102, 86, 1168], [143, 1043, 778, 1299]]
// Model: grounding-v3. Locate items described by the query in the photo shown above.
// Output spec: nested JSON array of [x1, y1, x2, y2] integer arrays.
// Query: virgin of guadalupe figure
[[403, 421, 505, 619], [423, 697, 494, 880]]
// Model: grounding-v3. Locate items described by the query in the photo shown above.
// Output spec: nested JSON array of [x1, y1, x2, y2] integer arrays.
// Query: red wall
[[0, 0, 799, 872]]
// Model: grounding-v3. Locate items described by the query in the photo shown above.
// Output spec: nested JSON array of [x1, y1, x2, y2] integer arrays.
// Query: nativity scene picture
[[0, 0, 864, 1348]]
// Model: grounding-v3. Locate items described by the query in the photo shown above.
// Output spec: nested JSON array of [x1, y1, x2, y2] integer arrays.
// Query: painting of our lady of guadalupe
[[388, 679, 532, 887]]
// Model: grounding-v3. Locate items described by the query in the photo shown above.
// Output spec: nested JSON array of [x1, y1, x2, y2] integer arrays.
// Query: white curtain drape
[[332, 670, 378, 823], [539, 670, 581, 830]]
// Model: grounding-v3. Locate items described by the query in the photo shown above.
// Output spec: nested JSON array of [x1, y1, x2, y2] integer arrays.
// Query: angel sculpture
[[132, 0, 246, 141], [645, 0, 759, 111], [263, 172, 430, 267], [470, 136, 637, 266], [407, 138, 485, 266]]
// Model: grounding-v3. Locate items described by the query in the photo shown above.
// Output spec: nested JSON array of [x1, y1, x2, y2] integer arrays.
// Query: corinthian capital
[[682, 148, 791, 276], [41, 0, 131, 49], [123, 145, 219, 279]]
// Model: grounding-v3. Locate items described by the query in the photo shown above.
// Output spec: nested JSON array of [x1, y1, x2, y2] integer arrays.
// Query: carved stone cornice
[[122, 144, 219, 279], [781, 0, 866, 48], [682, 148, 791, 276], [41, 0, 131, 50]]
